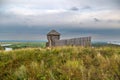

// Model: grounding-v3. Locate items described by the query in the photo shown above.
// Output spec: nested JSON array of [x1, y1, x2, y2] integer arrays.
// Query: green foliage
[[0, 42, 46, 50], [10, 42, 46, 49], [0, 46, 120, 80], [0, 46, 4, 50]]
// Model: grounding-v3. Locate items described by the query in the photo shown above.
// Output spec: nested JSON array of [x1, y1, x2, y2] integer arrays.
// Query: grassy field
[[0, 46, 120, 80], [0, 42, 46, 50]]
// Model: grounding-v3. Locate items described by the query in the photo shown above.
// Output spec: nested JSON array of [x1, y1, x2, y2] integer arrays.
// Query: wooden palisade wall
[[54, 37, 91, 47]]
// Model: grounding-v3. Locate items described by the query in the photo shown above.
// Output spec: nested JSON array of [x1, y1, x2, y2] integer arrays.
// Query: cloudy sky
[[0, 0, 120, 41]]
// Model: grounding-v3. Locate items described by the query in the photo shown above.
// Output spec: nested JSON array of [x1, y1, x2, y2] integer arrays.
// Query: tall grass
[[0, 46, 120, 80]]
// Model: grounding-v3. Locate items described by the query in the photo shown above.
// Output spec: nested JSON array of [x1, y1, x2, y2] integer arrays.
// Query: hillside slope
[[0, 46, 120, 80]]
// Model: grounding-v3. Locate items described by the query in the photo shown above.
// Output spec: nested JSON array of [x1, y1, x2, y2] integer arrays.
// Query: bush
[[0, 46, 4, 50]]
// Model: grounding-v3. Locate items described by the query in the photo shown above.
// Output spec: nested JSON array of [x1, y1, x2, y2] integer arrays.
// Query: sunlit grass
[[0, 46, 120, 80]]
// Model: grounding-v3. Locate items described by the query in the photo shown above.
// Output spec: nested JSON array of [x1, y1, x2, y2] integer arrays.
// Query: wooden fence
[[54, 37, 91, 46]]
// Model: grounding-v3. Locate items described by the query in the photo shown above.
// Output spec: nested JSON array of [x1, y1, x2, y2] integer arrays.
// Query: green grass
[[10, 42, 46, 49], [0, 42, 46, 50], [0, 46, 120, 80]]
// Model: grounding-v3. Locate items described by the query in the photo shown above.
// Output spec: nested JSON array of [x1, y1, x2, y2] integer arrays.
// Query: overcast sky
[[0, 0, 120, 41]]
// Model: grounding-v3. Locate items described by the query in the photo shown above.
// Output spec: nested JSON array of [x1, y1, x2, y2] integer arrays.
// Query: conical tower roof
[[47, 30, 60, 36]]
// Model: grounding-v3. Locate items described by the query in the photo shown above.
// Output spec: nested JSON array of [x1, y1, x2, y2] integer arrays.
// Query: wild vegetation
[[10, 42, 46, 49], [0, 45, 4, 50], [0, 46, 120, 80], [0, 42, 46, 50]]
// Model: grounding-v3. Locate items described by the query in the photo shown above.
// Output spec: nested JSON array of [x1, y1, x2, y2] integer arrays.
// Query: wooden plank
[[52, 37, 91, 47]]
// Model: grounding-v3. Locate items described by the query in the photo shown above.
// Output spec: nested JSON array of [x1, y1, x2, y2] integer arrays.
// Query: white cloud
[[0, 0, 120, 41], [2, 0, 119, 11], [0, 6, 120, 29], [3, 6, 67, 16]]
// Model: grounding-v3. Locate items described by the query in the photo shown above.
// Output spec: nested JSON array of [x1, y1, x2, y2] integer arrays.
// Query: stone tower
[[46, 30, 60, 47]]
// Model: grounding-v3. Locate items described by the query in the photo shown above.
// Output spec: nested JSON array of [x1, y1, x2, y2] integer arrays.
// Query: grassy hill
[[0, 46, 120, 80]]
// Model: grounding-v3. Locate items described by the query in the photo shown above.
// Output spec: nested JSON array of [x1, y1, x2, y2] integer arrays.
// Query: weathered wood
[[46, 30, 91, 47], [54, 37, 91, 47]]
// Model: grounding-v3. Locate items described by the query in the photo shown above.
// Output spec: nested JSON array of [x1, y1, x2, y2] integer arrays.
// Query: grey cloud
[[69, 6, 93, 12], [118, 20, 120, 23], [79, 22, 83, 24], [70, 6, 92, 11], [94, 18, 101, 22], [81, 6, 92, 10], [69, 0, 120, 9], [70, 7, 79, 11], [112, 0, 120, 8], [59, 27, 120, 41], [107, 19, 120, 23], [0, 0, 120, 41], [1, 0, 120, 9], [0, 0, 4, 5], [0, 25, 120, 41], [107, 20, 114, 23]]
